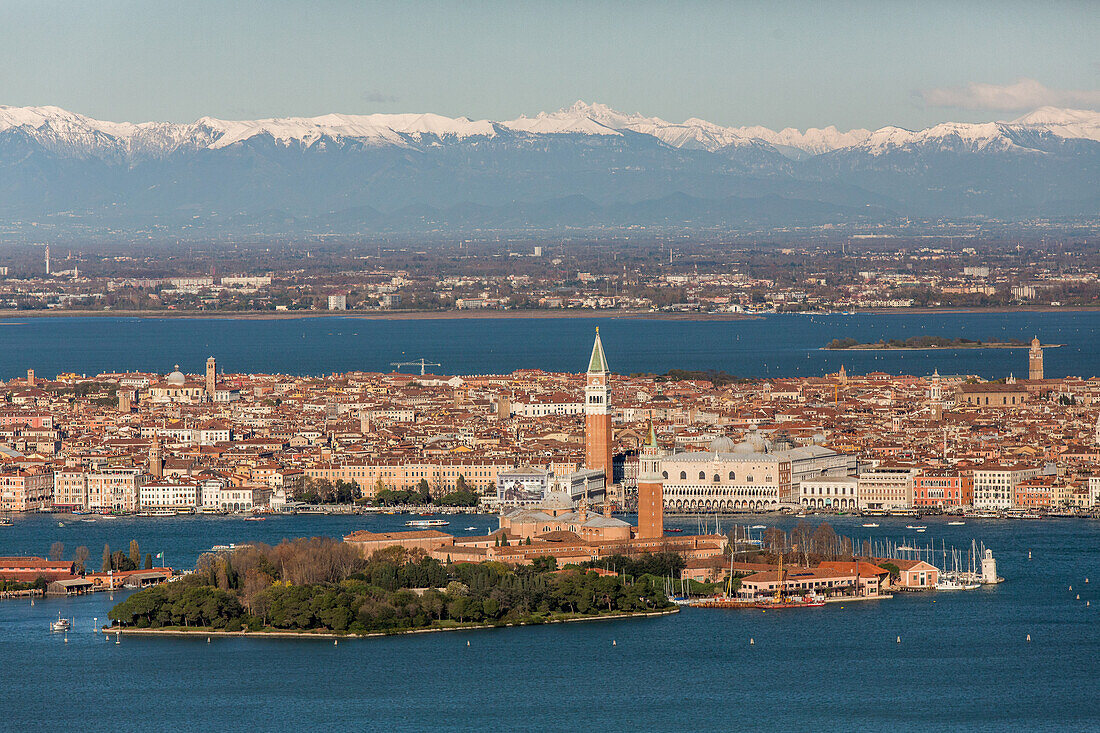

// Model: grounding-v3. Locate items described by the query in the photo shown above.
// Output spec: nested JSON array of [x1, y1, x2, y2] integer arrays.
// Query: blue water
[[1, 311, 1098, 380], [1, 514, 1098, 731]]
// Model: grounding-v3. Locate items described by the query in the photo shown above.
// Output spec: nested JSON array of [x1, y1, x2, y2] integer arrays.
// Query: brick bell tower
[[636, 421, 665, 539], [585, 328, 613, 483]]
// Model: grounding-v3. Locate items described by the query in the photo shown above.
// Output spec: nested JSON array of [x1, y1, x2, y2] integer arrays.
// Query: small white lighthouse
[[981, 549, 998, 584]]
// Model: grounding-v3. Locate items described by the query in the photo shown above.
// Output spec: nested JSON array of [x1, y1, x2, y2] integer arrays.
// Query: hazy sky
[[1, 1, 1097, 130]]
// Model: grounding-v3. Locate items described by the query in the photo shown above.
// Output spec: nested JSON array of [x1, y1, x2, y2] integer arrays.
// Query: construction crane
[[390, 359, 441, 376]]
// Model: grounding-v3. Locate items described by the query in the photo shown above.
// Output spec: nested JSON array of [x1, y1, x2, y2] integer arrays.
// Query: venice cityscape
[[3, 1, 1099, 731]]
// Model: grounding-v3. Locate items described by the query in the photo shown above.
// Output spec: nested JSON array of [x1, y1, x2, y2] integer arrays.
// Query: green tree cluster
[[108, 540, 672, 634]]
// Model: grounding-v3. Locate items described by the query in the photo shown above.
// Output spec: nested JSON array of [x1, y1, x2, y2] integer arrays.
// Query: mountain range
[[1, 101, 1097, 235]]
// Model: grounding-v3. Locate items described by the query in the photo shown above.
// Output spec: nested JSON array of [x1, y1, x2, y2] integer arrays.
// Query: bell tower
[[206, 356, 217, 400], [1029, 337, 1044, 381], [584, 328, 613, 482], [636, 421, 665, 539], [148, 438, 163, 478]]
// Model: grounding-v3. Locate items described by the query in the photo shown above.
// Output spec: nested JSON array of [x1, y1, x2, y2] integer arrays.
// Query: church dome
[[166, 365, 186, 386], [541, 491, 573, 510], [733, 429, 769, 454], [709, 435, 736, 453]]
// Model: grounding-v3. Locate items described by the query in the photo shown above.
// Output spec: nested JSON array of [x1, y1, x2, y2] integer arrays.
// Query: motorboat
[[406, 519, 449, 528], [50, 616, 71, 632], [947, 521, 966, 526], [861, 523, 879, 528]]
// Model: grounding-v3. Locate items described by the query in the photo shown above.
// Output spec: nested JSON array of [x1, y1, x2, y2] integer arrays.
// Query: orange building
[[584, 328, 613, 481], [913, 470, 973, 508]]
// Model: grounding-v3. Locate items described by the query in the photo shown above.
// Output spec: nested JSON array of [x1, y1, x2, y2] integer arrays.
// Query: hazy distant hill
[[1, 101, 1097, 235]]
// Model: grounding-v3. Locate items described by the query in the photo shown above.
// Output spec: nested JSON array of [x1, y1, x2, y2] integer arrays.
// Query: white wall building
[[972, 465, 1041, 510], [799, 477, 858, 511]]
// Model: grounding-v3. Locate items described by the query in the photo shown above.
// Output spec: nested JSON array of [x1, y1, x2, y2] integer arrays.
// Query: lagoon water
[[2, 513, 1099, 732], [2, 310, 1100, 380]]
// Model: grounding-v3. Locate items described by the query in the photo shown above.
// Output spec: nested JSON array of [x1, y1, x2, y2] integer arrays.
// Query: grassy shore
[[104, 607, 678, 640]]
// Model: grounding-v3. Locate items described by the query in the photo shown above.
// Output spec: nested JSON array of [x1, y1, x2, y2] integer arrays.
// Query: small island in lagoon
[[106, 538, 679, 637], [824, 336, 1061, 351]]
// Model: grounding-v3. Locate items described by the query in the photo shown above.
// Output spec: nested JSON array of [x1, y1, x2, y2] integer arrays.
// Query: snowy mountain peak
[[1, 102, 1098, 159]]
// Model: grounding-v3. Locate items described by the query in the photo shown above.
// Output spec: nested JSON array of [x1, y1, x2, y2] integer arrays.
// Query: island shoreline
[[103, 607, 679, 640]]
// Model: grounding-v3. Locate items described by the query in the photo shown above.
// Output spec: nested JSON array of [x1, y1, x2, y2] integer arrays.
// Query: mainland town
[[3, 237, 1100, 315], [0, 328, 1085, 619]]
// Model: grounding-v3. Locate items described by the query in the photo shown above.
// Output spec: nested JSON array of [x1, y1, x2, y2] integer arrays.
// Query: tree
[[145, 553, 153, 570], [417, 478, 431, 503], [102, 543, 112, 572], [73, 546, 89, 575], [129, 540, 141, 567], [456, 474, 469, 493], [49, 541, 65, 562]]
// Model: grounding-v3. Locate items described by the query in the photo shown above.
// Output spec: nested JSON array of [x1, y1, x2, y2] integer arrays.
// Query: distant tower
[[206, 356, 217, 399], [1029, 337, 1044, 381], [118, 390, 131, 414], [838, 364, 848, 385], [584, 328, 613, 482], [929, 369, 942, 402], [636, 422, 665, 539], [44, 243, 50, 276], [1095, 413, 1100, 447], [148, 439, 163, 478], [26, 369, 35, 387]]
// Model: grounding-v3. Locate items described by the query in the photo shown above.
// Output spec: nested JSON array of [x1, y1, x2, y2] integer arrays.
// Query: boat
[[896, 545, 917, 552], [665, 528, 683, 533], [405, 519, 449, 528], [50, 616, 71, 632], [209, 543, 251, 552], [80, 518, 96, 523], [463, 526, 478, 531], [916, 528, 926, 533], [905, 525, 927, 530], [243, 516, 266, 522], [0, 518, 12, 527], [947, 521, 966, 526], [57, 521, 65, 527], [751, 525, 767, 529], [861, 523, 879, 528]]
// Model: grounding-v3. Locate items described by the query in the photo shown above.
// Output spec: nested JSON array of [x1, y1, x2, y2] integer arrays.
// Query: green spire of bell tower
[[587, 327, 609, 374]]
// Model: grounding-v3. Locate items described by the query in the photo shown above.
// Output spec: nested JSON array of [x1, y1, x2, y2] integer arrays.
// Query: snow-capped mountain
[[0, 101, 1096, 234]]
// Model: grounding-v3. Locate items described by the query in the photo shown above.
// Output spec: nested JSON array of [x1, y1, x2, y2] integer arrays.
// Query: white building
[[328, 294, 347, 311], [799, 477, 858, 511], [139, 479, 200, 512], [972, 465, 1041, 510], [659, 431, 854, 513], [201, 480, 253, 513], [858, 466, 921, 511]]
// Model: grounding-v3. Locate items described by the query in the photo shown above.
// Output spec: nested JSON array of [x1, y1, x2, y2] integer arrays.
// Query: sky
[[0, 1, 1097, 131]]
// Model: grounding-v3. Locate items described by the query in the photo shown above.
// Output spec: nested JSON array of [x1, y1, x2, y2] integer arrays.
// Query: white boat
[[916, 528, 926, 533], [947, 521, 965, 525], [751, 525, 767, 529], [897, 545, 917, 552], [50, 616, 71, 632], [405, 519, 450, 528], [861, 523, 879, 528], [463, 526, 477, 531], [905, 525, 927, 530]]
